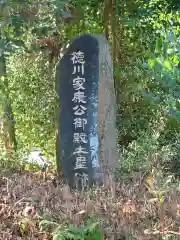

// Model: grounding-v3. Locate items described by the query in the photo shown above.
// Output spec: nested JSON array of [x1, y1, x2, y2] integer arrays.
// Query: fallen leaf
[[122, 200, 137, 214]]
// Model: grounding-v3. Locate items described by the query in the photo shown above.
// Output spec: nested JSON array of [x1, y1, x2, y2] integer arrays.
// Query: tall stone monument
[[55, 34, 117, 189]]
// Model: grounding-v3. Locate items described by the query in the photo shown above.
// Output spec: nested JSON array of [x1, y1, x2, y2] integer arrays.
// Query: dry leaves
[[122, 200, 137, 214], [0, 172, 180, 239]]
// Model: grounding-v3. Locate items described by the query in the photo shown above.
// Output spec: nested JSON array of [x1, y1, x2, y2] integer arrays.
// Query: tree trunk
[[55, 68, 61, 175], [103, 0, 110, 40], [103, 0, 118, 96], [55, 123, 61, 175], [0, 54, 17, 152]]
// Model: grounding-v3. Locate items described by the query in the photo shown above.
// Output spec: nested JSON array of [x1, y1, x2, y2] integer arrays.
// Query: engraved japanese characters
[[56, 34, 117, 188]]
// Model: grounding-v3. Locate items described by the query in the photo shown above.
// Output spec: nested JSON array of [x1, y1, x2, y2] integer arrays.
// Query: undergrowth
[[0, 166, 180, 240]]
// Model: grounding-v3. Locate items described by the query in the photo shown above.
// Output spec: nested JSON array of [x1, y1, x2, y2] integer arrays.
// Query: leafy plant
[[39, 218, 102, 240], [143, 30, 180, 119]]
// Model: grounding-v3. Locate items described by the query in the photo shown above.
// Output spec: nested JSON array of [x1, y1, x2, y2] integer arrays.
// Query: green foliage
[[39, 217, 102, 240], [0, 1, 180, 239], [53, 220, 102, 240], [144, 31, 180, 119], [0, 150, 25, 175], [115, 0, 179, 176], [6, 53, 57, 156]]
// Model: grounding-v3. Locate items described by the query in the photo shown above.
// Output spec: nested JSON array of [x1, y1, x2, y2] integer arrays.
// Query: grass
[[0, 168, 180, 240]]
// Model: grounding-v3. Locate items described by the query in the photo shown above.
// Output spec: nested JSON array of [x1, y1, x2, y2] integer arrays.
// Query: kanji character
[[73, 145, 88, 155], [72, 91, 86, 104], [71, 51, 85, 75], [73, 76, 85, 90], [72, 65, 84, 75], [73, 105, 87, 116], [73, 118, 87, 130], [71, 51, 85, 64], [73, 133, 88, 144], [75, 156, 87, 169]]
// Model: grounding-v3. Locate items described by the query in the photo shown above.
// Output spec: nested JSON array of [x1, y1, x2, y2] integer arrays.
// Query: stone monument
[[55, 34, 117, 189]]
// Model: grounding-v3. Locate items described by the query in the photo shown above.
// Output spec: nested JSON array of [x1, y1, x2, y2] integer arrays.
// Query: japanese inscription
[[71, 51, 88, 172], [56, 34, 101, 188]]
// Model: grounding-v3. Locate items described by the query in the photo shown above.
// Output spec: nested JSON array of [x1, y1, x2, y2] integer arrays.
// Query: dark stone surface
[[56, 34, 100, 187]]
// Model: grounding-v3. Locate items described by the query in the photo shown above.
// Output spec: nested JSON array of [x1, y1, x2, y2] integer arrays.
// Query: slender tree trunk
[[117, 0, 124, 65], [103, 0, 110, 39], [55, 117, 61, 175], [103, 0, 118, 93], [102, 0, 117, 199], [0, 54, 17, 152], [110, 0, 117, 63], [55, 64, 61, 175]]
